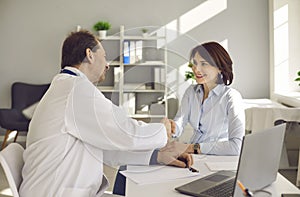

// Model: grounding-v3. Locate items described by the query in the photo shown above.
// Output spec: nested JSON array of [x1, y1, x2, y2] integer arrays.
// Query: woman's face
[[191, 52, 220, 88]]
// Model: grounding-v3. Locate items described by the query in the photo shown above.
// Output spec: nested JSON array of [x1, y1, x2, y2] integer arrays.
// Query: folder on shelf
[[123, 41, 130, 64]]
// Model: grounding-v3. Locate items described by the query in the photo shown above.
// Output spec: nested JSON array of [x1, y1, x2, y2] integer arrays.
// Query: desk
[[126, 155, 300, 197], [243, 99, 300, 133]]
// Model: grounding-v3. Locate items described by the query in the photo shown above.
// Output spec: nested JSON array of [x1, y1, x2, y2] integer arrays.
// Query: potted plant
[[93, 21, 111, 38], [185, 62, 195, 83], [295, 70, 300, 86], [141, 28, 149, 37]]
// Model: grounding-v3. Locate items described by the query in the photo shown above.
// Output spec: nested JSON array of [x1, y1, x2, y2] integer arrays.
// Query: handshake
[[158, 118, 194, 169]]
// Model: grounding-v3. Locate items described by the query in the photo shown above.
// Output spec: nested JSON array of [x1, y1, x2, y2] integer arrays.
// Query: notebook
[[175, 124, 286, 197]]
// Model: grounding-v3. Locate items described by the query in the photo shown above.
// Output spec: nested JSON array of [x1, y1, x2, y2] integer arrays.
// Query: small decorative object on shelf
[[295, 70, 300, 86], [93, 21, 111, 38], [185, 62, 195, 82], [141, 28, 149, 37]]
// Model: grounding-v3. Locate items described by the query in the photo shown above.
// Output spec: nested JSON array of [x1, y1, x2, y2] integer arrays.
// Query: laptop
[[175, 123, 286, 197]]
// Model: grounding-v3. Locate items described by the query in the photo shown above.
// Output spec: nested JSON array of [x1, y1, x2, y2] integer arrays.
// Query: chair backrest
[[0, 143, 24, 197], [12, 82, 50, 110], [275, 119, 300, 169]]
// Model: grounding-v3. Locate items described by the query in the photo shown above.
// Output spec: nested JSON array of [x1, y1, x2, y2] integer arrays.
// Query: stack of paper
[[120, 165, 200, 185]]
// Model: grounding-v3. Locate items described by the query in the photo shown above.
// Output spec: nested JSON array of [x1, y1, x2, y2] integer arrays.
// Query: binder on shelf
[[135, 41, 143, 63], [123, 41, 130, 64], [129, 41, 136, 64]]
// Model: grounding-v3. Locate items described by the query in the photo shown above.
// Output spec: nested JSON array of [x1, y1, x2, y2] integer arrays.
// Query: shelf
[[130, 114, 165, 119], [99, 36, 121, 40], [99, 35, 165, 41], [97, 86, 119, 92], [108, 61, 121, 66], [123, 89, 165, 93], [123, 61, 165, 66], [124, 36, 165, 40]]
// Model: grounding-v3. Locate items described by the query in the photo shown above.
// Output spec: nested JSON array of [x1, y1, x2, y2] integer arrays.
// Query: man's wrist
[[193, 143, 200, 154]]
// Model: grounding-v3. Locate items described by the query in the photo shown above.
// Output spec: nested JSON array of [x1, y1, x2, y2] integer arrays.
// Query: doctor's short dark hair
[[190, 41, 234, 85], [61, 30, 100, 69]]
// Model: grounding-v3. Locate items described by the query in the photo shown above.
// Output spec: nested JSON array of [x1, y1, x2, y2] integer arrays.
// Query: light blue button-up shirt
[[173, 84, 245, 155]]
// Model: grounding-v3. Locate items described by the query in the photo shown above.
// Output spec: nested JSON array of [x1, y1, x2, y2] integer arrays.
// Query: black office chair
[[0, 82, 50, 149]]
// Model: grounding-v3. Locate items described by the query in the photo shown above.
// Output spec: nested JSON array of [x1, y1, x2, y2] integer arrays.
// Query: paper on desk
[[205, 161, 238, 171], [120, 165, 200, 185]]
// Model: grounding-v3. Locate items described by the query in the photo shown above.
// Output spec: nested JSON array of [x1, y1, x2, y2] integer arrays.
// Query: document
[[120, 165, 200, 185], [205, 161, 238, 171]]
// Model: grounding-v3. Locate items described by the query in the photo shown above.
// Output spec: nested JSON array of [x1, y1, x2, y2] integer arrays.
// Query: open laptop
[[175, 123, 286, 197]]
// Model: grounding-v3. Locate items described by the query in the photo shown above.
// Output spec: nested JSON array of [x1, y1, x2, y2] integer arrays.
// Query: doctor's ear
[[85, 48, 93, 62]]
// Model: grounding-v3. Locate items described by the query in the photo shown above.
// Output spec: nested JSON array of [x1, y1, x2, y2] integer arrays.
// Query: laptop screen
[[175, 124, 286, 197], [233, 123, 286, 196]]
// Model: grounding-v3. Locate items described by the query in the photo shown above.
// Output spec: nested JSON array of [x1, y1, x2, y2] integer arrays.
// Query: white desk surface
[[126, 155, 300, 197]]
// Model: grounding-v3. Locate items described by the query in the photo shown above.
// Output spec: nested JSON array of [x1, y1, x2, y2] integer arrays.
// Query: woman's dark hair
[[190, 41, 233, 85], [61, 30, 100, 69]]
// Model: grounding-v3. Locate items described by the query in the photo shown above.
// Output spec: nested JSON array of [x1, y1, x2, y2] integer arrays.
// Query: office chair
[[0, 82, 50, 149], [275, 119, 300, 170], [275, 119, 300, 187], [0, 143, 24, 197]]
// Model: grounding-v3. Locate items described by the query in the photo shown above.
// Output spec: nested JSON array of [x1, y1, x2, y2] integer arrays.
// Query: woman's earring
[[217, 73, 223, 84]]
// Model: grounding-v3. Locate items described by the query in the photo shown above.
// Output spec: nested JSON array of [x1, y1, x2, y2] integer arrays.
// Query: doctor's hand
[[157, 141, 193, 168], [160, 117, 171, 139]]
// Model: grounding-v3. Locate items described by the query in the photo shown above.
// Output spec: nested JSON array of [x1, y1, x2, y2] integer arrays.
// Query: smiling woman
[[170, 41, 245, 156]]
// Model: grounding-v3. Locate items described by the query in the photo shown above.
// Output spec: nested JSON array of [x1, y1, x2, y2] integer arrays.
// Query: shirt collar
[[62, 66, 87, 79], [194, 84, 225, 96]]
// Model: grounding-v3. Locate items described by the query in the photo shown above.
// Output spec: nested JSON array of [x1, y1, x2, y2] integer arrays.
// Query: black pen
[[183, 159, 199, 173], [188, 166, 199, 173]]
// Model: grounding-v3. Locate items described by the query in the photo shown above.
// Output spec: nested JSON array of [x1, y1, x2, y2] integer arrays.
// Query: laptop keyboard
[[201, 178, 235, 197]]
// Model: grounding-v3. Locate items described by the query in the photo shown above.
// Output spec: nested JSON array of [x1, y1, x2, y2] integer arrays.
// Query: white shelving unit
[[97, 26, 168, 122]]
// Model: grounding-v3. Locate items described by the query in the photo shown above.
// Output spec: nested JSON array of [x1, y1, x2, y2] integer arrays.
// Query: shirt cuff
[[149, 149, 160, 165]]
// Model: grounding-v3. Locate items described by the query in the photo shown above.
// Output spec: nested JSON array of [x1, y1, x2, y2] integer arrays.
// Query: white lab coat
[[19, 67, 167, 197]]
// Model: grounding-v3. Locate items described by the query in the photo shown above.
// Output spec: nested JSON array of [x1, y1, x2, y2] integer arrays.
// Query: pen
[[237, 180, 253, 197], [188, 166, 199, 173], [183, 160, 199, 173]]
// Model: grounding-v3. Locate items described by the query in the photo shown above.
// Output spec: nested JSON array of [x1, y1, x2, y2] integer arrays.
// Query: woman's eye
[[201, 62, 208, 66]]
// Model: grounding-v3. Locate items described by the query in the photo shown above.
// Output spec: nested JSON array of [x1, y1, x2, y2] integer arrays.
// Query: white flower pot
[[98, 30, 107, 38], [142, 33, 149, 37]]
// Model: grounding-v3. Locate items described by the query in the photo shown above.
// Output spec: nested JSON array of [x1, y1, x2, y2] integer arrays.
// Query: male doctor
[[19, 30, 192, 197]]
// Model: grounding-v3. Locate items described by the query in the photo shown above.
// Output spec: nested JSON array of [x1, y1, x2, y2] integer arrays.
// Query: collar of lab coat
[[63, 66, 88, 80]]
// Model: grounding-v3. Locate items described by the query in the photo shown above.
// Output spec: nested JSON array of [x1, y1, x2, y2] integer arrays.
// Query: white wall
[[0, 0, 269, 108]]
